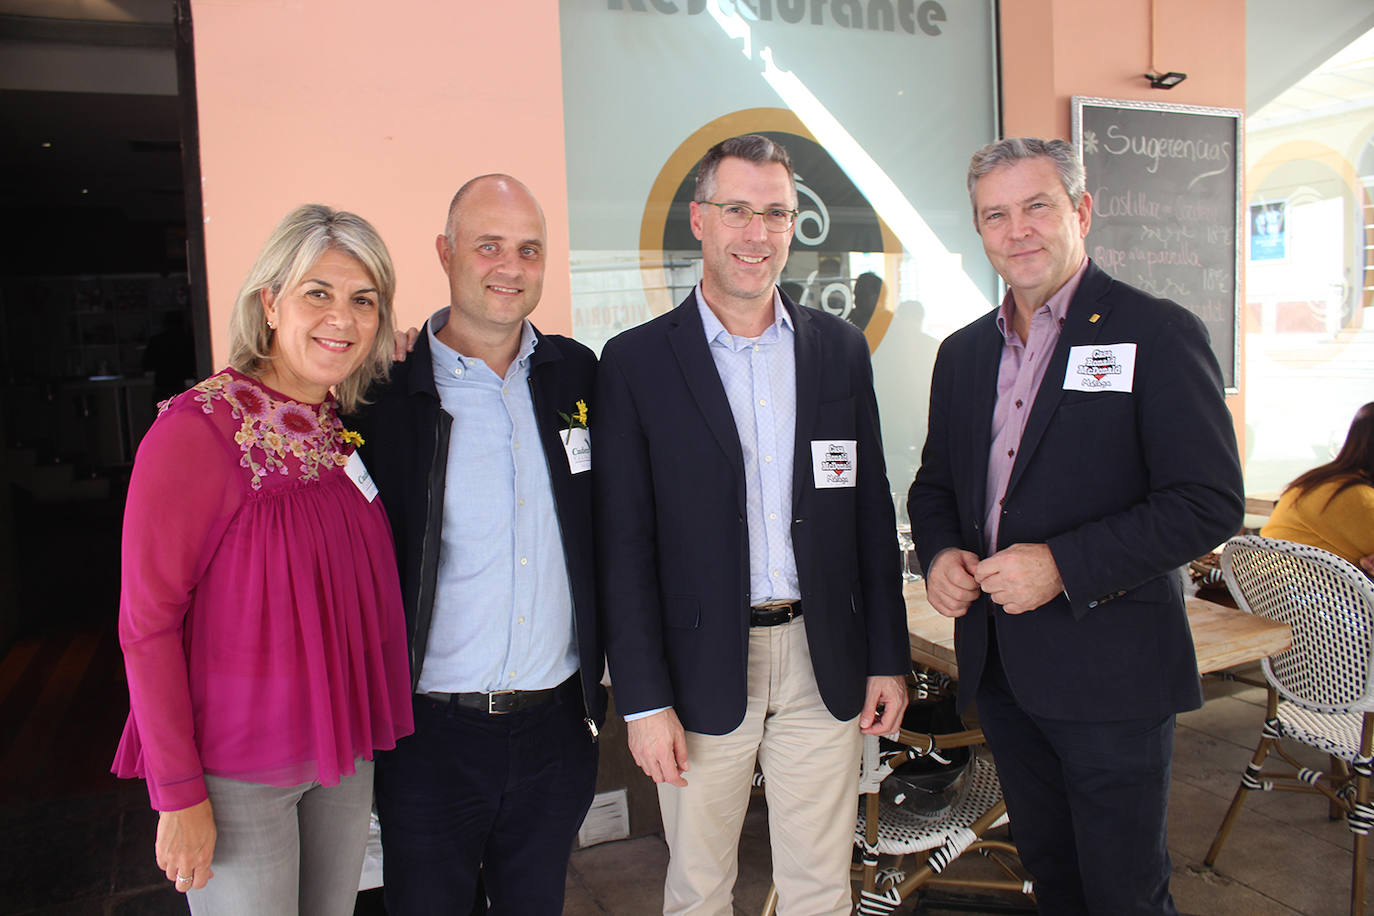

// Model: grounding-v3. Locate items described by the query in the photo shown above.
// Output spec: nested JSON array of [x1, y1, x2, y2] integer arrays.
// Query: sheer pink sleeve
[[117, 401, 242, 811]]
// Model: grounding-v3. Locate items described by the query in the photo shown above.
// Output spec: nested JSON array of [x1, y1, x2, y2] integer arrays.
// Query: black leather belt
[[750, 601, 803, 627], [422, 674, 575, 715]]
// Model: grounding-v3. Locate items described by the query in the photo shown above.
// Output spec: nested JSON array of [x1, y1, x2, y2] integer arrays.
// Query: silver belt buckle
[[488, 690, 516, 714], [755, 601, 797, 622]]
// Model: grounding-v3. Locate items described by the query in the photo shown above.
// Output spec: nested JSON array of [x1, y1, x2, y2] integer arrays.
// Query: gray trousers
[[187, 760, 373, 916]]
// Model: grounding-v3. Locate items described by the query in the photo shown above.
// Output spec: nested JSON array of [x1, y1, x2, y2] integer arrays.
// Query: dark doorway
[[0, 7, 205, 652], [0, 5, 210, 912]]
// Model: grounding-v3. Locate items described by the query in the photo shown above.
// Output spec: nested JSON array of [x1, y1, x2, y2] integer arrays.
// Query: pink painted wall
[[1000, 0, 1247, 445], [190, 0, 572, 367], [1001, 0, 1246, 139], [191, 0, 1247, 442]]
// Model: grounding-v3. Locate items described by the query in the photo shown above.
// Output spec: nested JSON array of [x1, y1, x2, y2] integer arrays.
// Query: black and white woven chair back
[[1221, 535, 1374, 715]]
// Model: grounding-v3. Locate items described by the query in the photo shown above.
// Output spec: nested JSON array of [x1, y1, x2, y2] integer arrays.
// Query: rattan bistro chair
[[760, 677, 1034, 915], [848, 726, 1032, 915], [1205, 536, 1374, 916]]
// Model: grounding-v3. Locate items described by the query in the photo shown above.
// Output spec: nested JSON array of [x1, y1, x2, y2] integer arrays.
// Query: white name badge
[[563, 427, 591, 474], [344, 450, 379, 502], [1063, 343, 1137, 393], [811, 439, 857, 488]]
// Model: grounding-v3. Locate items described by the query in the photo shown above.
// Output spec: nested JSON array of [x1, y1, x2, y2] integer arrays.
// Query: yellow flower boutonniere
[[340, 428, 365, 448], [558, 399, 589, 443]]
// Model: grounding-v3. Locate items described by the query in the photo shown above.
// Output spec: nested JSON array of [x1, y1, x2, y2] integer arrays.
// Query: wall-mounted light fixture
[[1146, 0, 1187, 90], [1146, 71, 1188, 89]]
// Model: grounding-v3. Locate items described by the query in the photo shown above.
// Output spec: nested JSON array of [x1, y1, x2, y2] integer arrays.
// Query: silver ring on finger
[[176, 874, 193, 886]]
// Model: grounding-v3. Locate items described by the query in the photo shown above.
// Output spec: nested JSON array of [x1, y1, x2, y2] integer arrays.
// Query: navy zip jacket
[[353, 323, 607, 729]]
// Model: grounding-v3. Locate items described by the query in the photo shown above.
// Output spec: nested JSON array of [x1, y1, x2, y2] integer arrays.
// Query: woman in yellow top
[[1262, 402, 1374, 574]]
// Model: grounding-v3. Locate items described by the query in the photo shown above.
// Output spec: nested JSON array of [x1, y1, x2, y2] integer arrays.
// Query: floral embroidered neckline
[[179, 371, 352, 490]]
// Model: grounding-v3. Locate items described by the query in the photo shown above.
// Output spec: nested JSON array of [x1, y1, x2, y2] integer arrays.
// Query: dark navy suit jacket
[[908, 260, 1244, 721], [595, 289, 910, 735]]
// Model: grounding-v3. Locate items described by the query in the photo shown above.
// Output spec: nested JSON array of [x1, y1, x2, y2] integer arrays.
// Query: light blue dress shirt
[[415, 308, 579, 694], [696, 286, 801, 605]]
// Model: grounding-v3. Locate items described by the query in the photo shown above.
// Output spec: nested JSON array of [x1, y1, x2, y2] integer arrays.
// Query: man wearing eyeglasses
[[595, 134, 910, 915]]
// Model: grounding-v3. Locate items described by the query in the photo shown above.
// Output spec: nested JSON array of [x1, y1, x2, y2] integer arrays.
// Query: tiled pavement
[[2, 661, 1366, 914], [558, 674, 1369, 915]]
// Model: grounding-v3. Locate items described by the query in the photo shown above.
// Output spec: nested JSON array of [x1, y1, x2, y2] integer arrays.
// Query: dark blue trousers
[[976, 630, 1179, 915], [375, 679, 598, 915]]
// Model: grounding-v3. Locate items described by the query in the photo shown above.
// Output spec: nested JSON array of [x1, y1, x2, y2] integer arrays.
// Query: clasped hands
[[926, 543, 1063, 618]]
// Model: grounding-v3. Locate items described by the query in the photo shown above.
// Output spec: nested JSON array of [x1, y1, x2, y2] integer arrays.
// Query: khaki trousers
[[659, 618, 862, 916]]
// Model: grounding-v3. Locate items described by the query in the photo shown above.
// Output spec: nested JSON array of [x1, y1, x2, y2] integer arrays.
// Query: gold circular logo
[[639, 108, 903, 352]]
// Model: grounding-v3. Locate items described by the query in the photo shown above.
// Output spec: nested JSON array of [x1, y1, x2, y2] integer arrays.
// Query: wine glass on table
[[892, 492, 919, 582]]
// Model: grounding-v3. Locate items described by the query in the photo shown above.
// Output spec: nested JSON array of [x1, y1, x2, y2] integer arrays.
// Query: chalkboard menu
[[1072, 97, 1241, 390]]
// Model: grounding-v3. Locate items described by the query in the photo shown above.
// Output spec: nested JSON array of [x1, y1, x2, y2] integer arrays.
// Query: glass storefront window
[[558, 1, 999, 502], [1244, 27, 1374, 494]]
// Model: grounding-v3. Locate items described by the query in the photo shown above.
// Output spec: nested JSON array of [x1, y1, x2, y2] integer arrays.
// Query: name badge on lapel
[[563, 428, 591, 474], [811, 440, 857, 488], [1063, 343, 1137, 393], [344, 451, 379, 502]]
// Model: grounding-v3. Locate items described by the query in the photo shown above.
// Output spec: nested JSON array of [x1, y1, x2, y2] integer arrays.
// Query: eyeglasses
[[697, 200, 798, 233]]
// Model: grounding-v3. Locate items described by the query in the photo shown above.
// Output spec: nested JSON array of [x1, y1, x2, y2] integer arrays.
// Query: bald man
[[355, 175, 605, 914]]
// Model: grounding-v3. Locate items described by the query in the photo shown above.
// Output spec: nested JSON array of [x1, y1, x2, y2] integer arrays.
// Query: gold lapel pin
[[1089, 313, 1101, 323]]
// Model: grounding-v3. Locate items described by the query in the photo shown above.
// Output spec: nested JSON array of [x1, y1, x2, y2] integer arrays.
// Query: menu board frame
[[1072, 96, 1242, 393]]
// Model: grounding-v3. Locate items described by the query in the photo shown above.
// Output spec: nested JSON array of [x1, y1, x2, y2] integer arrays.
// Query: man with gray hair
[[355, 174, 605, 914], [909, 138, 1243, 913]]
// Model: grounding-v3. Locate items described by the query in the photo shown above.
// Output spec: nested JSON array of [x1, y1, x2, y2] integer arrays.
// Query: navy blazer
[[353, 326, 607, 728], [595, 289, 910, 735], [908, 260, 1244, 721]]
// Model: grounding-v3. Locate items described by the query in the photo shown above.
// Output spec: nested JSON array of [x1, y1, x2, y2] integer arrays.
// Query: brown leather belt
[[750, 601, 803, 627]]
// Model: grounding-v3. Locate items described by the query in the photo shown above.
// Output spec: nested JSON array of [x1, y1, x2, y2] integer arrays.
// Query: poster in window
[[1249, 200, 1287, 261]]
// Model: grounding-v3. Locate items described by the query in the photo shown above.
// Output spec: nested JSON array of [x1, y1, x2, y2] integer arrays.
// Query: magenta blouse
[[112, 369, 413, 811]]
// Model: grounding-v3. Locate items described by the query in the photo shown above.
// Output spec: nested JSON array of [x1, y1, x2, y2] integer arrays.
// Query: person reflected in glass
[[1262, 401, 1374, 574], [112, 204, 414, 914]]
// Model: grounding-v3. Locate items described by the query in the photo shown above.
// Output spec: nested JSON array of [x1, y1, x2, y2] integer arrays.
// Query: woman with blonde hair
[[112, 204, 413, 915]]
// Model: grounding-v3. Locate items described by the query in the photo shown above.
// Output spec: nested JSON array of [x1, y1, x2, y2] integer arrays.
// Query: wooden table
[[1244, 490, 1283, 518], [904, 580, 1292, 677]]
